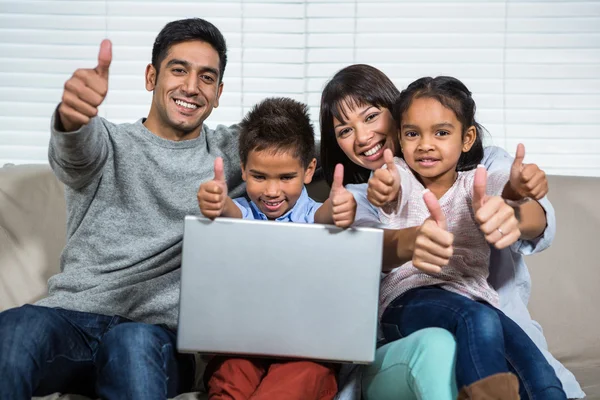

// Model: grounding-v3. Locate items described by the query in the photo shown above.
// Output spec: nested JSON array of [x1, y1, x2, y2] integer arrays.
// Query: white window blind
[[1, 0, 599, 176]]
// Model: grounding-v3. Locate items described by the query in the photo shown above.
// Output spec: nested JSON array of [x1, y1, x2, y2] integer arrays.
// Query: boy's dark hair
[[152, 18, 227, 83], [320, 64, 400, 186], [239, 97, 315, 168], [393, 76, 484, 171]]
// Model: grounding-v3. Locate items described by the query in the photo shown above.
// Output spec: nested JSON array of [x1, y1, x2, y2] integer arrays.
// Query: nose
[[182, 74, 200, 96], [355, 125, 374, 147], [264, 180, 281, 197], [417, 135, 434, 152]]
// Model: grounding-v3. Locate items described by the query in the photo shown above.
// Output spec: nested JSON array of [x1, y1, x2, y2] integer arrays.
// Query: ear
[[213, 82, 224, 109], [240, 161, 247, 182], [145, 64, 157, 92], [303, 158, 317, 185], [462, 125, 477, 152]]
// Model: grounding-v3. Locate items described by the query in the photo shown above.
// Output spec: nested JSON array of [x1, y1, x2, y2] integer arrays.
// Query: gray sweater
[[38, 114, 245, 329]]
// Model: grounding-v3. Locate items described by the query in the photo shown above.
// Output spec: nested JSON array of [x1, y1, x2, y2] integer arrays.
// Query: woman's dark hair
[[319, 64, 400, 186], [152, 18, 227, 83], [393, 76, 484, 171]]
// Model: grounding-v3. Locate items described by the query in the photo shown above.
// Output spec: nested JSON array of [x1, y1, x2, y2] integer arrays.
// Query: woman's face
[[333, 102, 398, 171]]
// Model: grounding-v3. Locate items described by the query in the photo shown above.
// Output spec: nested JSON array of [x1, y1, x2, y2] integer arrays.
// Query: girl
[[318, 64, 577, 399], [366, 76, 565, 399]]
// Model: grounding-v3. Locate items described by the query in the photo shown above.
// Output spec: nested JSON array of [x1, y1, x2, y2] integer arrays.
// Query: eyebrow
[[249, 169, 298, 177], [334, 106, 378, 129], [402, 122, 455, 130], [165, 59, 219, 77]]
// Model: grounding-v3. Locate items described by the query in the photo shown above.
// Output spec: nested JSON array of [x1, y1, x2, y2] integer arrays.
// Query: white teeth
[[175, 99, 198, 109], [364, 143, 383, 157]]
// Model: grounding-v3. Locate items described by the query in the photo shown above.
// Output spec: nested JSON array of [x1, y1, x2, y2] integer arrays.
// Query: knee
[[96, 323, 174, 366], [410, 328, 457, 361], [458, 305, 502, 342], [0, 305, 54, 366]]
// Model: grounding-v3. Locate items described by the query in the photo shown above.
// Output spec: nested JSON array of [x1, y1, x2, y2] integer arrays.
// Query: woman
[[319, 65, 570, 399]]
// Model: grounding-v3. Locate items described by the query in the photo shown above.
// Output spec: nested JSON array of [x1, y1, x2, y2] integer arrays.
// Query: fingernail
[[477, 164, 486, 169], [422, 188, 431, 195]]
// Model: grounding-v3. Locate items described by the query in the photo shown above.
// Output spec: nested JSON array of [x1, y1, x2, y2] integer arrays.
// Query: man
[[0, 18, 244, 399]]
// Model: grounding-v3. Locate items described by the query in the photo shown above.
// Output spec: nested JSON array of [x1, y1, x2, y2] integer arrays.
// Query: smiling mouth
[[362, 141, 384, 157], [416, 158, 440, 165], [174, 99, 200, 110], [261, 199, 285, 212]]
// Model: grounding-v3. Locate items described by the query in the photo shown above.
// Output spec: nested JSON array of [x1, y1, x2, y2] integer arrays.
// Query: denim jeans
[[0, 304, 195, 400], [381, 286, 566, 400]]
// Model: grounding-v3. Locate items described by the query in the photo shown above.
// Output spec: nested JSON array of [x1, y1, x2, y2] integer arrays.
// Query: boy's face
[[242, 149, 316, 220]]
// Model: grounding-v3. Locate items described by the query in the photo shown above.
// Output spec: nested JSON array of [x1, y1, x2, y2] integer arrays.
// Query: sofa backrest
[[0, 164, 65, 310], [527, 175, 600, 391]]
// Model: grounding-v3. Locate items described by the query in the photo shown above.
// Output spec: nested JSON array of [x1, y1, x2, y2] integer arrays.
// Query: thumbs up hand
[[504, 143, 548, 200], [412, 189, 454, 274], [329, 164, 357, 228], [197, 157, 229, 219], [367, 149, 401, 208], [473, 165, 520, 249], [58, 39, 112, 132]]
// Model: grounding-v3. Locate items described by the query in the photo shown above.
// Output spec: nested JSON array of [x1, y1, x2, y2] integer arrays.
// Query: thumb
[[213, 157, 225, 182], [383, 148, 395, 171], [331, 163, 344, 191], [95, 39, 112, 79], [512, 143, 525, 174], [423, 189, 446, 229], [473, 164, 487, 210]]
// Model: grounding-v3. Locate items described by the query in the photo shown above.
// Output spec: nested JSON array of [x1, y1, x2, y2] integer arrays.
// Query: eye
[[252, 175, 265, 181], [436, 130, 450, 137], [365, 112, 379, 122], [336, 127, 352, 138], [281, 176, 295, 181], [404, 131, 418, 138], [172, 68, 186, 75], [200, 74, 215, 83]]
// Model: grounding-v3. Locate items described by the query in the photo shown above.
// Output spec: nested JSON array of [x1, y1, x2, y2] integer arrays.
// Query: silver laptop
[[177, 216, 383, 364]]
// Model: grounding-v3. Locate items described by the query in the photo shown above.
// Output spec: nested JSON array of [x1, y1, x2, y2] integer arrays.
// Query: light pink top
[[378, 158, 509, 317]]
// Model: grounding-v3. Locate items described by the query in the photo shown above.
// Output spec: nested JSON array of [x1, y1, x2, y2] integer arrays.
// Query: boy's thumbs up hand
[[58, 39, 112, 132], [504, 143, 548, 200], [197, 157, 228, 219], [367, 149, 401, 207], [329, 164, 356, 228]]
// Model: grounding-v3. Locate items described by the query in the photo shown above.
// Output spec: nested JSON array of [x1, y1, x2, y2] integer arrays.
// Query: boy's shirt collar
[[248, 186, 312, 222]]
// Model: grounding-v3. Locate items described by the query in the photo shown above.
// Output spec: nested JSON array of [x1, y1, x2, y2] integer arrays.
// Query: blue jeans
[[381, 286, 566, 400], [0, 305, 194, 400]]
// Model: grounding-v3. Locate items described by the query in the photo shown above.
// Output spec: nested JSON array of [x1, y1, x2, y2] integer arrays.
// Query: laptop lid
[[178, 216, 383, 363]]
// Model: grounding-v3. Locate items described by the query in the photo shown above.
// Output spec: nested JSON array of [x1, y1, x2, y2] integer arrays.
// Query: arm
[[50, 40, 112, 189]]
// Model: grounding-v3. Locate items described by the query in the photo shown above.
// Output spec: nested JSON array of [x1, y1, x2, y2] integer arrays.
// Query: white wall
[[1, 0, 599, 176]]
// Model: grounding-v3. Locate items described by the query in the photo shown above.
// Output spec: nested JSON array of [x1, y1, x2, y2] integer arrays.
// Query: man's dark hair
[[152, 18, 227, 82], [239, 97, 315, 168]]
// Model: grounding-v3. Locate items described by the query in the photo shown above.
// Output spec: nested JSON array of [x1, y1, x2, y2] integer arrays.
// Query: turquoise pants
[[362, 328, 458, 400]]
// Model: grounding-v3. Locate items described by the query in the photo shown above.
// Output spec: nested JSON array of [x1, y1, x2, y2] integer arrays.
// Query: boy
[[197, 97, 356, 399]]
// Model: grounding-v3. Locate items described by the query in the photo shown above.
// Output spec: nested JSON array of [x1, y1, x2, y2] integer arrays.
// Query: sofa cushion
[[0, 164, 66, 311], [527, 175, 600, 398]]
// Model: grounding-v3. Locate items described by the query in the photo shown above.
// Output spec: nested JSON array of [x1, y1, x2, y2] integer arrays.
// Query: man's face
[[242, 149, 316, 220], [144, 40, 223, 140]]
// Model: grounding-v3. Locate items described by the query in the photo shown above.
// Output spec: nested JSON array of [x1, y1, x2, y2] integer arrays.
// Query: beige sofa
[[1, 163, 598, 399]]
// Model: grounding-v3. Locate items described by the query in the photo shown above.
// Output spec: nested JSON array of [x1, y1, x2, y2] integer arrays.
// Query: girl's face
[[399, 97, 476, 189], [333, 102, 398, 171]]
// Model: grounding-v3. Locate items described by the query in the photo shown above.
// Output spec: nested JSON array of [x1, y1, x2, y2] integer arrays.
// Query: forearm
[[381, 227, 418, 272], [49, 109, 108, 189], [518, 200, 547, 240], [221, 197, 243, 219], [314, 198, 333, 224]]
